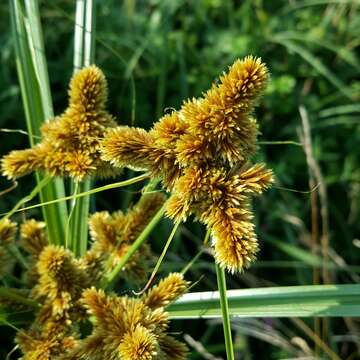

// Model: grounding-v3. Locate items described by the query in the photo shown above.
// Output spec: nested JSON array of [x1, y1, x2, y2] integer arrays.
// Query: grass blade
[[270, 37, 355, 100], [9, 0, 68, 246], [68, 0, 96, 256], [168, 284, 360, 318]]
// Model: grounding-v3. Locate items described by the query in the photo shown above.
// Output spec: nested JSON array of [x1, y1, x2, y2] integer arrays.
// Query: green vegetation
[[0, 1, 359, 359]]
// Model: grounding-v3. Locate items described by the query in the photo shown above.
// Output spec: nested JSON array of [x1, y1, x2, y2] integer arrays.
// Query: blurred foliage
[[0, 0, 359, 358]]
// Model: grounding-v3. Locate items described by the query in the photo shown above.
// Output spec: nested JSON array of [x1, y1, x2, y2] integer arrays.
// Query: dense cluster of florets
[[1, 66, 119, 181], [101, 56, 273, 272], [1, 211, 188, 359]]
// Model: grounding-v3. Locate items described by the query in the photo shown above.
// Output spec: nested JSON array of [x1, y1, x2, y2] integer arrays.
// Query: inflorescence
[[101, 56, 273, 273], [1, 66, 119, 181], [1, 57, 273, 358]]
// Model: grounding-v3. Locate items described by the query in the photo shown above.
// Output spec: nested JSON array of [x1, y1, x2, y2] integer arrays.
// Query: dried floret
[[142, 273, 189, 309]]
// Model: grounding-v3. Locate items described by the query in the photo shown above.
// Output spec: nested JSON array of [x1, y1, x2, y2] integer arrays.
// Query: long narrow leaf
[[10, 0, 68, 245], [270, 37, 355, 100], [68, 0, 96, 256], [168, 284, 360, 318]]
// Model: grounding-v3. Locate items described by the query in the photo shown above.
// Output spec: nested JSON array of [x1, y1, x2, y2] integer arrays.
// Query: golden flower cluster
[[0, 218, 17, 277], [16, 244, 189, 360], [8, 194, 188, 359], [1, 66, 119, 181], [101, 56, 273, 272], [86, 192, 166, 283], [58, 273, 189, 360]]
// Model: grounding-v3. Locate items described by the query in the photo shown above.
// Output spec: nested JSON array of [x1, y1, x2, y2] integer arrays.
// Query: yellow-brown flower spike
[[0, 218, 17, 245], [142, 273, 189, 309], [118, 325, 158, 360], [159, 335, 189, 360], [34, 245, 90, 317], [20, 219, 48, 257], [0, 245, 15, 277], [101, 126, 155, 171], [1, 66, 119, 181], [63, 274, 188, 360], [87, 193, 166, 283], [16, 329, 77, 360], [99, 56, 272, 273]]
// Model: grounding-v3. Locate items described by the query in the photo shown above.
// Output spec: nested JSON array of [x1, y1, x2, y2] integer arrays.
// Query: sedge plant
[[0, 2, 360, 360]]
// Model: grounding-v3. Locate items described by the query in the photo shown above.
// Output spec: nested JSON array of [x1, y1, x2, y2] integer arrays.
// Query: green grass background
[[0, 0, 359, 358]]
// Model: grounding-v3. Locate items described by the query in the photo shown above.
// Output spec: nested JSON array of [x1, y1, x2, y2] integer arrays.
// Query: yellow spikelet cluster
[[15, 194, 173, 359], [58, 273, 189, 360], [101, 56, 273, 272], [0, 218, 17, 245], [19, 219, 48, 285], [87, 192, 166, 283], [16, 244, 94, 359], [1, 66, 119, 181], [0, 218, 17, 277]]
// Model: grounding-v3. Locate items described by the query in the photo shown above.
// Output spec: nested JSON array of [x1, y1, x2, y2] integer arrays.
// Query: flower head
[[59, 273, 189, 360], [100, 56, 273, 272], [1, 66, 119, 181]]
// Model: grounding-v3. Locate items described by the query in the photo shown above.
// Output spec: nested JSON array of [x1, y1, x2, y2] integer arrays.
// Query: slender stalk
[[135, 222, 180, 295], [1, 173, 150, 217], [8, 244, 29, 270], [215, 263, 235, 360], [3, 176, 50, 219], [10, 0, 68, 246], [0, 287, 38, 308], [103, 203, 166, 288], [68, 0, 96, 256]]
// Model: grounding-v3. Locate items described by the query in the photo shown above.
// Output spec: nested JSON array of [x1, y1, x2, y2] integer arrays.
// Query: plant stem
[[8, 244, 28, 270], [215, 263, 235, 360], [135, 221, 180, 295], [10, 0, 68, 246], [1, 173, 150, 216], [103, 203, 166, 289], [68, 0, 96, 256]]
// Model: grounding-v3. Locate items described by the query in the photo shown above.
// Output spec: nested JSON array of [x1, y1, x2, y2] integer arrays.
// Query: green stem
[[8, 244, 28, 270], [136, 221, 180, 295], [103, 203, 166, 288], [3, 175, 51, 219], [0, 287, 38, 308], [181, 228, 210, 275], [10, 0, 68, 246], [1, 173, 150, 216], [68, 0, 96, 255], [215, 263, 235, 360]]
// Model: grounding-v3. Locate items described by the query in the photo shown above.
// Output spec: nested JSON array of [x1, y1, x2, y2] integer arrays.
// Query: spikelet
[[1, 66, 119, 181], [0, 245, 14, 277], [158, 335, 189, 360], [34, 245, 90, 317], [20, 220, 48, 257], [0, 219, 17, 277], [16, 329, 77, 360], [142, 273, 189, 309], [118, 325, 159, 360], [122, 192, 167, 242], [101, 126, 155, 171], [0, 218, 17, 245], [87, 193, 166, 283]]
